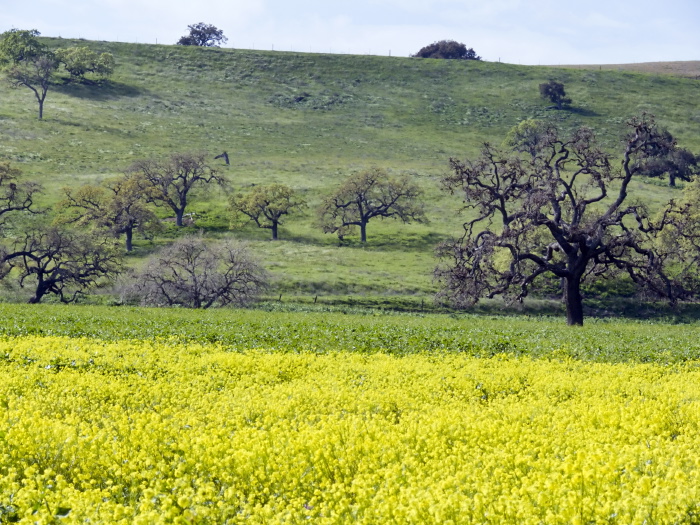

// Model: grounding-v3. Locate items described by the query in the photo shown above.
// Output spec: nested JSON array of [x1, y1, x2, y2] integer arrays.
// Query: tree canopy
[[229, 184, 306, 240], [539, 80, 571, 110], [0, 29, 46, 65], [318, 167, 426, 243], [412, 40, 481, 60], [129, 153, 225, 227], [54, 46, 115, 82], [55, 173, 161, 252], [177, 23, 228, 47]]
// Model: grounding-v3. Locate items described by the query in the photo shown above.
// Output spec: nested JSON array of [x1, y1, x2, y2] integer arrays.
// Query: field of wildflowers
[[1, 329, 700, 523]]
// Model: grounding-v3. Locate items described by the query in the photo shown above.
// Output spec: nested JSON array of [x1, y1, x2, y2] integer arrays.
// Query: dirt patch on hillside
[[549, 61, 700, 79]]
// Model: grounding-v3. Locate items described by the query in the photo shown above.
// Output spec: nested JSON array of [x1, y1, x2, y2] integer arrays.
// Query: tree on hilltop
[[177, 23, 228, 47], [412, 40, 481, 60], [435, 115, 700, 326]]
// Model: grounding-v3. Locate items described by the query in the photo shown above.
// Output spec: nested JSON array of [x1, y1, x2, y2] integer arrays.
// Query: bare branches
[[436, 115, 696, 325], [4, 226, 123, 304], [122, 235, 268, 308], [55, 173, 161, 252], [129, 153, 225, 227], [0, 162, 41, 230]]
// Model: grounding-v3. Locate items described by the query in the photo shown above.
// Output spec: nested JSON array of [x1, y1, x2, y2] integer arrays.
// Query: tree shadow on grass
[[567, 106, 599, 117], [53, 80, 146, 101]]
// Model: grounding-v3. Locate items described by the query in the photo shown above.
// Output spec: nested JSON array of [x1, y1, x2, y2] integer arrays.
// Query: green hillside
[[1, 38, 699, 308]]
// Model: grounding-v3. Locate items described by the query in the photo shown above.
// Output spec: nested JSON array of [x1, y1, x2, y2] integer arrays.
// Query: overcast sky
[[4, 0, 699, 65]]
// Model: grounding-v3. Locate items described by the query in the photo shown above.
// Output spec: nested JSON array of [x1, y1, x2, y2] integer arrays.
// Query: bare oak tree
[[435, 115, 697, 326], [229, 184, 306, 240], [0, 162, 41, 231], [122, 235, 268, 308], [55, 173, 161, 252], [4, 226, 123, 304], [129, 153, 225, 227], [318, 167, 426, 243]]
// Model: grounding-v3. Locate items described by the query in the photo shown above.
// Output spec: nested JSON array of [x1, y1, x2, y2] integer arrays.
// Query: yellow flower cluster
[[1, 335, 700, 523]]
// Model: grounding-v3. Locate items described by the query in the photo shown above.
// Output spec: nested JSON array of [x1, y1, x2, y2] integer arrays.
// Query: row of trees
[[0, 154, 267, 306], [0, 151, 429, 305], [0, 29, 115, 119]]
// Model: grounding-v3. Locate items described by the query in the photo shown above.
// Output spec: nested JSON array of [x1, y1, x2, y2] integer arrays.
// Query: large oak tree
[[436, 115, 699, 325]]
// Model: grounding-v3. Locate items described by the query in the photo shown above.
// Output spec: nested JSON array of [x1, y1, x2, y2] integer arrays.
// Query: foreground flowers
[[1, 335, 699, 523]]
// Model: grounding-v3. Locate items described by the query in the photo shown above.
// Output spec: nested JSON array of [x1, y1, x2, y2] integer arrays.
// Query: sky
[[4, 0, 700, 65]]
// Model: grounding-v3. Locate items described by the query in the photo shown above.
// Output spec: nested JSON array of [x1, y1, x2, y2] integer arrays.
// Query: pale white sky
[[4, 0, 699, 65]]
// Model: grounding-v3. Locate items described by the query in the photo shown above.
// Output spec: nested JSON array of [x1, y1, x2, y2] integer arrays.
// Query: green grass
[[1, 38, 699, 307], [2, 303, 700, 363]]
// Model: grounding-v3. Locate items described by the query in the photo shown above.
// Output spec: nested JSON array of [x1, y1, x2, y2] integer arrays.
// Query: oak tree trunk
[[564, 275, 584, 326]]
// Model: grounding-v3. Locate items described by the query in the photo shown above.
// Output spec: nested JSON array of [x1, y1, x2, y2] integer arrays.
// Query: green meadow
[[1, 38, 699, 310]]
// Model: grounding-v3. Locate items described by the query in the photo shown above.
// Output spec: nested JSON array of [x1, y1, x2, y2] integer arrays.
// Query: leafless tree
[[3, 226, 123, 304], [318, 167, 427, 243], [122, 235, 268, 308], [0, 162, 41, 231], [435, 115, 699, 325], [128, 153, 225, 227]]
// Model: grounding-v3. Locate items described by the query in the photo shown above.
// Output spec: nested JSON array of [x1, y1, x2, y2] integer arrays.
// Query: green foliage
[[412, 40, 481, 60], [1, 39, 700, 306], [176, 23, 227, 47], [229, 184, 306, 240], [503, 119, 553, 157], [539, 80, 571, 109], [0, 29, 46, 65], [317, 167, 427, 243], [54, 173, 161, 251], [3, 303, 700, 363], [54, 46, 114, 82]]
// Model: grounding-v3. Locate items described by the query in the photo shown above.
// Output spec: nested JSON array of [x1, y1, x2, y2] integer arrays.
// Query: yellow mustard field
[[1, 335, 700, 524]]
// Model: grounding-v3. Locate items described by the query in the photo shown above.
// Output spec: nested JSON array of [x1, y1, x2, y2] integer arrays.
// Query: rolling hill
[[1, 38, 699, 309]]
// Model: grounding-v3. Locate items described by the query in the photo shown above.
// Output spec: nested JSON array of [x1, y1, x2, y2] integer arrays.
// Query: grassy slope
[[1, 39, 699, 304]]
